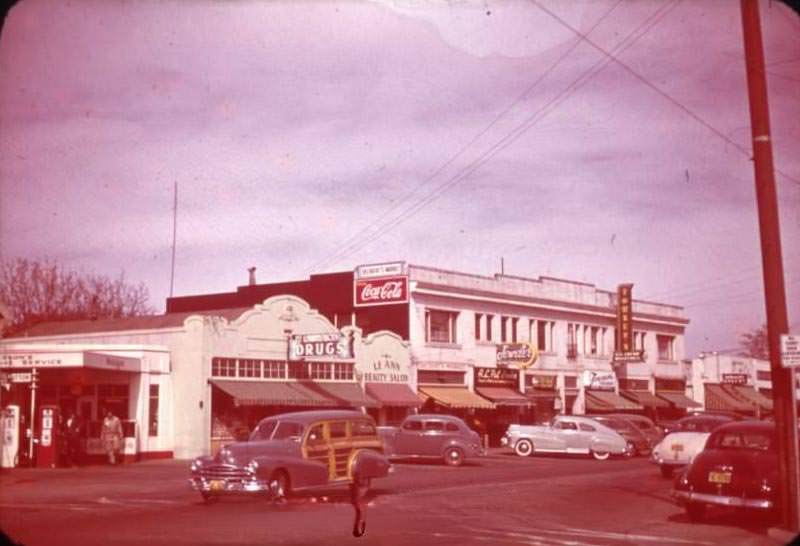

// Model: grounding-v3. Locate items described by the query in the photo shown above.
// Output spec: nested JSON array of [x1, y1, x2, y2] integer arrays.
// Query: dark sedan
[[671, 420, 782, 521]]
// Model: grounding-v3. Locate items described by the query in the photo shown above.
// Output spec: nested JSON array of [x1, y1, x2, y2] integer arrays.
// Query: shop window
[[239, 359, 261, 378], [657, 335, 675, 361], [564, 376, 577, 389], [264, 360, 286, 379], [212, 358, 236, 377], [148, 385, 159, 437], [425, 309, 458, 344], [310, 362, 332, 380], [333, 363, 354, 381]]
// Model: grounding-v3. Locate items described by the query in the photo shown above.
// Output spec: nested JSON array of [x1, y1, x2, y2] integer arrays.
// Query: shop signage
[[353, 276, 409, 307], [359, 354, 409, 383], [415, 361, 466, 371], [527, 374, 556, 390], [0, 354, 68, 368], [355, 262, 405, 279], [722, 373, 749, 385], [7, 372, 32, 383], [613, 284, 635, 363], [582, 370, 616, 391], [474, 366, 519, 388], [84, 352, 142, 373], [781, 334, 800, 368], [612, 350, 644, 364], [289, 333, 354, 360], [496, 343, 538, 369]]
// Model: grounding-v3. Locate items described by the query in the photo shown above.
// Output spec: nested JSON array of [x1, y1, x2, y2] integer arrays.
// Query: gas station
[[0, 343, 172, 469]]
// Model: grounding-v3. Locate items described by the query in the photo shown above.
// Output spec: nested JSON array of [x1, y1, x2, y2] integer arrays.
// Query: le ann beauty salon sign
[[359, 354, 410, 383]]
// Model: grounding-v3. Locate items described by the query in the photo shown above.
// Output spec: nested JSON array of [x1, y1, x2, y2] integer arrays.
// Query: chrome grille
[[196, 464, 251, 481]]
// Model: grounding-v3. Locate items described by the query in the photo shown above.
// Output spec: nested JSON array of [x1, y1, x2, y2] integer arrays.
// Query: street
[[0, 452, 786, 546]]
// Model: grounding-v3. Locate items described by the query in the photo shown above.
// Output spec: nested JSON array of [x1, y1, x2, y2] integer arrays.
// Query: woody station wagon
[[189, 410, 391, 502]]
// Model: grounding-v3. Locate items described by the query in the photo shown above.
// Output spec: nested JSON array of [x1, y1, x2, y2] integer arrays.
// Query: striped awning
[[210, 379, 332, 407], [475, 387, 531, 406], [726, 384, 773, 412], [419, 386, 495, 409], [311, 382, 378, 408], [365, 383, 423, 407], [585, 390, 643, 411], [620, 390, 670, 409], [657, 391, 702, 409], [704, 383, 754, 413]]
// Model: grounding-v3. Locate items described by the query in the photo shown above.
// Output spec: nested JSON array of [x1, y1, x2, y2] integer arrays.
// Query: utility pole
[[740, 0, 799, 532]]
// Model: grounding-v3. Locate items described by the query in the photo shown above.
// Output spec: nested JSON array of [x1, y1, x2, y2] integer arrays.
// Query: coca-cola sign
[[354, 275, 409, 307]]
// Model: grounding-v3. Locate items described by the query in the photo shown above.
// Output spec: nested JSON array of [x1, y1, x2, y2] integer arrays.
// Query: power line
[[531, 0, 800, 188], [311, 1, 681, 272], [304, 0, 625, 275]]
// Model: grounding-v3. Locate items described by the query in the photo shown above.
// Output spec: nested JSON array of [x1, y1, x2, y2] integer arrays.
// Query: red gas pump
[[35, 405, 60, 468]]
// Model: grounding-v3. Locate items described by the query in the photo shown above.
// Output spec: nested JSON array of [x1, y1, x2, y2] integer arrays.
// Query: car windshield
[[250, 420, 278, 441], [709, 431, 773, 451]]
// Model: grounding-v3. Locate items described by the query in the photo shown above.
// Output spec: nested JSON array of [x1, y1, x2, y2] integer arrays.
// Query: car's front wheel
[[444, 447, 465, 467], [514, 439, 534, 457], [591, 449, 610, 461], [269, 470, 291, 501], [623, 442, 636, 458]]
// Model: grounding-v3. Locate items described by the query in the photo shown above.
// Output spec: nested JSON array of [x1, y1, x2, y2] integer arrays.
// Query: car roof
[[679, 414, 733, 422], [711, 420, 775, 434], [259, 410, 372, 424], [407, 414, 464, 422], [603, 413, 655, 424]]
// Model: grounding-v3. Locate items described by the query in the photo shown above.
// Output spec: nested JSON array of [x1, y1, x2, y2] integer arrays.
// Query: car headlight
[[245, 460, 259, 475], [190, 460, 200, 472]]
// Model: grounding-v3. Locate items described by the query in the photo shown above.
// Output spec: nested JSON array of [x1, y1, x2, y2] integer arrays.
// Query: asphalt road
[[0, 452, 792, 546]]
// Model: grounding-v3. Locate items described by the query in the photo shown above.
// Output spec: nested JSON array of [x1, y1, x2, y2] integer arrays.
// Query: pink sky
[[1, 0, 799, 356]]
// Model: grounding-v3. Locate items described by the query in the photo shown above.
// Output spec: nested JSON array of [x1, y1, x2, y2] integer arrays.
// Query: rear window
[[710, 431, 773, 451], [445, 422, 459, 432]]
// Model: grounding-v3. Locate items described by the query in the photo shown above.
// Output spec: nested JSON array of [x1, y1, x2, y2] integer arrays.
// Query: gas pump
[[1, 405, 20, 468], [35, 405, 60, 468]]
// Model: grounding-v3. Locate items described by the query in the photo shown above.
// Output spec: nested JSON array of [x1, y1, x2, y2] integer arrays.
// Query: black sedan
[[671, 420, 780, 521]]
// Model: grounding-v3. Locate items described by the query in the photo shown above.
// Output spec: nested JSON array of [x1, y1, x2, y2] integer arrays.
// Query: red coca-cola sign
[[354, 275, 409, 307]]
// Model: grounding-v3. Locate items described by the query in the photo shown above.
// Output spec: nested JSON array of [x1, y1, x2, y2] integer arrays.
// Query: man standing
[[101, 409, 123, 465], [62, 411, 82, 467]]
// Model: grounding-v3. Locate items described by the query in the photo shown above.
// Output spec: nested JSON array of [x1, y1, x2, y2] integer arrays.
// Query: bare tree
[[739, 323, 769, 360], [0, 258, 154, 337]]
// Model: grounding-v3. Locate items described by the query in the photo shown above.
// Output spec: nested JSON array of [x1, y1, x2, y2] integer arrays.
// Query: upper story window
[[474, 313, 484, 341], [535, 320, 555, 352], [310, 362, 332, 380], [239, 359, 261, 378], [567, 323, 578, 358], [756, 370, 771, 381], [426, 309, 458, 344], [485, 314, 494, 341], [333, 362, 354, 381], [212, 358, 236, 377], [657, 334, 675, 361], [634, 331, 646, 351], [501, 316, 509, 342], [264, 360, 286, 379]]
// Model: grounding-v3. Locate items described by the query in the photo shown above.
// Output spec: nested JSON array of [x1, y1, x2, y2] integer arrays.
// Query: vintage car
[[501, 415, 631, 460], [672, 420, 782, 521], [588, 415, 651, 456], [605, 413, 664, 448], [378, 414, 484, 467], [651, 414, 734, 477], [189, 410, 391, 502]]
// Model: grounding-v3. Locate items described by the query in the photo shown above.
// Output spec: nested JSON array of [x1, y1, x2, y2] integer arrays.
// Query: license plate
[[708, 471, 732, 484], [671, 443, 684, 452], [209, 480, 225, 491]]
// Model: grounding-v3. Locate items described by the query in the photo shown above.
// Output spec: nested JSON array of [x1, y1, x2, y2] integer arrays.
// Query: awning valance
[[365, 383, 422, 407], [621, 390, 670, 409], [657, 391, 702, 409], [419, 386, 495, 409], [585, 390, 643, 411], [475, 387, 531, 406], [704, 384, 754, 413], [210, 379, 331, 407]]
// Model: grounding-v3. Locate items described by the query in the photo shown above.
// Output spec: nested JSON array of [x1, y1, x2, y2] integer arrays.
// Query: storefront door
[[77, 396, 95, 421]]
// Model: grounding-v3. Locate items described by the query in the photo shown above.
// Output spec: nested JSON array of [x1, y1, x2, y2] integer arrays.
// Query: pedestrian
[[62, 411, 82, 467], [101, 409, 123, 465]]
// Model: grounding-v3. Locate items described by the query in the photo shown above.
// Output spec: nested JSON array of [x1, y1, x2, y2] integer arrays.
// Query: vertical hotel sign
[[354, 262, 409, 307], [613, 283, 643, 364]]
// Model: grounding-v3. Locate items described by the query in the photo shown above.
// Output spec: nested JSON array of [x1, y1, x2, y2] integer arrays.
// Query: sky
[[1, 0, 799, 358]]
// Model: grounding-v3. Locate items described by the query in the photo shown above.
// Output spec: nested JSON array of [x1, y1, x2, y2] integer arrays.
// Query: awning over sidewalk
[[210, 379, 331, 407], [302, 382, 378, 408], [585, 390, 643, 411], [475, 387, 531, 406], [419, 386, 495, 409], [704, 383, 754, 413], [726, 384, 773, 412], [657, 391, 701, 409], [620, 390, 670, 409], [365, 383, 422, 407]]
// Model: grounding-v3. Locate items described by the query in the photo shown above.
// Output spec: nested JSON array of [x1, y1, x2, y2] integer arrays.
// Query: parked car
[[189, 410, 391, 502], [588, 415, 651, 456], [605, 413, 664, 448], [672, 420, 782, 521], [501, 415, 632, 460], [378, 414, 484, 467], [651, 414, 735, 477]]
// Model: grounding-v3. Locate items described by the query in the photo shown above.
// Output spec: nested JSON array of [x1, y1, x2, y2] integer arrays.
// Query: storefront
[[654, 377, 700, 419], [524, 373, 558, 424], [416, 366, 494, 441], [618, 377, 670, 421], [582, 370, 643, 414], [0, 344, 172, 466], [703, 375, 772, 418], [472, 366, 530, 445]]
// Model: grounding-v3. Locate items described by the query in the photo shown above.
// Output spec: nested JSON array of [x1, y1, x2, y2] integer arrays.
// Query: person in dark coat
[[62, 411, 83, 467]]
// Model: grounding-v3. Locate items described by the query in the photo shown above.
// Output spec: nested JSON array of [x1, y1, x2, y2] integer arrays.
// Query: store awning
[[657, 391, 702, 409], [365, 383, 422, 407], [704, 384, 755, 413], [210, 379, 332, 407], [475, 387, 531, 406], [621, 390, 670, 409], [726, 385, 773, 412], [585, 390, 643, 411], [418, 386, 495, 409], [307, 382, 378, 408]]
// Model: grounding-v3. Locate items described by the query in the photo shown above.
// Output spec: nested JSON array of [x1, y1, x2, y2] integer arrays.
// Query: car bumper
[[671, 490, 773, 510], [651, 453, 688, 467], [189, 476, 268, 493]]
